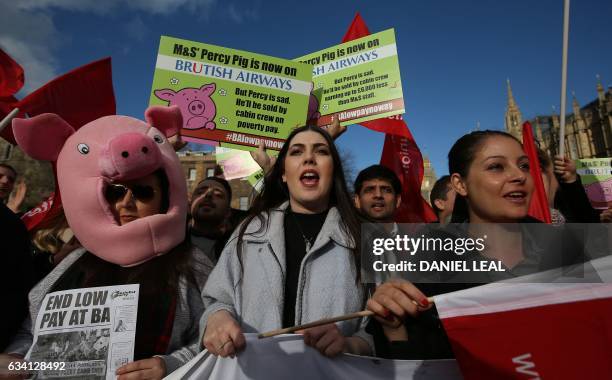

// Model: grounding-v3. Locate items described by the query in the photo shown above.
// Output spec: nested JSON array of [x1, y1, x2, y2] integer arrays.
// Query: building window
[[239, 196, 249, 211], [206, 168, 215, 177], [188, 168, 197, 181]]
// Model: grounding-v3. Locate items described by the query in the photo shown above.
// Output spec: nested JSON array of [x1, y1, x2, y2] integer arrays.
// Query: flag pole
[[0, 107, 19, 134], [558, 0, 570, 157]]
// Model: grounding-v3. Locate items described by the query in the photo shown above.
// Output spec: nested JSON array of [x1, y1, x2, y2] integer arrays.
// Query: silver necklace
[[289, 211, 313, 252]]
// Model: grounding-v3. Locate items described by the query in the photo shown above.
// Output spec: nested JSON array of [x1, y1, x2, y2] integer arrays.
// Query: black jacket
[[555, 175, 601, 223], [0, 203, 34, 351]]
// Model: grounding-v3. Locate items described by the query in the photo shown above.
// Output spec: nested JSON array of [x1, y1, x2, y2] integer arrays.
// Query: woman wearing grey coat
[[201, 126, 373, 358]]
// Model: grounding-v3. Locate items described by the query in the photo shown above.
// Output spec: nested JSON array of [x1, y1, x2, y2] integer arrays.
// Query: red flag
[[341, 12, 371, 42], [19, 161, 62, 231], [380, 128, 438, 222], [21, 190, 63, 231], [0, 49, 25, 144], [341, 13, 436, 222], [435, 259, 612, 379], [17, 57, 116, 129], [0, 48, 25, 97], [15, 58, 115, 229], [522, 122, 552, 223]]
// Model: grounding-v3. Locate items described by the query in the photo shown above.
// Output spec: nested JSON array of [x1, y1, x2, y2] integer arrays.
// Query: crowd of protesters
[[1, 108, 611, 379]]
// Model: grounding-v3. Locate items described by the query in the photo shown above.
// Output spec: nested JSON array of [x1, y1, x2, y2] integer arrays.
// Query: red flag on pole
[[522, 121, 552, 223], [14, 57, 116, 230], [341, 12, 371, 42], [380, 124, 438, 222], [0, 48, 25, 98], [16, 57, 116, 129], [341, 13, 436, 223], [0, 49, 26, 144]]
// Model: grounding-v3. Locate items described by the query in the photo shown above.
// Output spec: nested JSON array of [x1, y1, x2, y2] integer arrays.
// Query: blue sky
[[1, 0, 611, 178]]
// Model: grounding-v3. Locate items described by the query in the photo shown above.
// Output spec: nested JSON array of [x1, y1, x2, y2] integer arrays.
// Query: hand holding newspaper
[[26, 285, 139, 380]]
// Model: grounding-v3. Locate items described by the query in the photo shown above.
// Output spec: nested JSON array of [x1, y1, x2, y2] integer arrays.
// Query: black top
[[282, 208, 328, 328], [0, 203, 33, 351], [555, 175, 601, 223]]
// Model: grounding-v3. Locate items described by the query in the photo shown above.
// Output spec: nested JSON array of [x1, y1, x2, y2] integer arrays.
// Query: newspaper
[[26, 285, 139, 380]]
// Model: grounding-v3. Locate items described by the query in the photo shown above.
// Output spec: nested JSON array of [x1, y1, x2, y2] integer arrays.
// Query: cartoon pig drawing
[[584, 178, 612, 208], [307, 92, 321, 123], [154, 83, 217, 130], [12, 106, 188, 266]]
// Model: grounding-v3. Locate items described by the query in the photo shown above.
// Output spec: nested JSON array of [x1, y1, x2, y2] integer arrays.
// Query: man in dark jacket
[[0, 202, 33, 351]]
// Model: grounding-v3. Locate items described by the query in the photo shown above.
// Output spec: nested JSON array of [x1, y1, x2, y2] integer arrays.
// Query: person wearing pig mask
[[3, 106, 213, 379]]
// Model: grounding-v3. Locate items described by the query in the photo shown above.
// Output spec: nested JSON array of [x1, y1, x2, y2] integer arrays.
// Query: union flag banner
[[435, 256, 612, 379]]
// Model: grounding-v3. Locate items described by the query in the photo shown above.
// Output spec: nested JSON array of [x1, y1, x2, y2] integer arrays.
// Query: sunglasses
[[104, 183, 156, 203]]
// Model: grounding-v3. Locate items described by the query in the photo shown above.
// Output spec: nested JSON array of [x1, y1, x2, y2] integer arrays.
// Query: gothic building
[[505, 77, 612, 159], [420, 155, 437, 204], [504, 79, 524, 140]]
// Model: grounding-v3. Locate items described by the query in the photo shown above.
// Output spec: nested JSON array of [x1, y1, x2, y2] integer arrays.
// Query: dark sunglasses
[[104, 183, 156, 203]]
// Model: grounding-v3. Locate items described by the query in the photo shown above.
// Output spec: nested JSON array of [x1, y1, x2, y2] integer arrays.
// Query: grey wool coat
[[5, 247, 213, 375], [200, 202, 373, 350]]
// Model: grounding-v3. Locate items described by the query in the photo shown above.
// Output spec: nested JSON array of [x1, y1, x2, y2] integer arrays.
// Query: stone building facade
[[420, 155, 437, 204], [505, 77, 612, 159], [177, 151, 255, 210]]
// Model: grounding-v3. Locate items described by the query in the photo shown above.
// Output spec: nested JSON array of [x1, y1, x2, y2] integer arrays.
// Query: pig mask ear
[[144, 105, 183, 138], [12, 113, 75, 161], [200, 83, 216, 96]]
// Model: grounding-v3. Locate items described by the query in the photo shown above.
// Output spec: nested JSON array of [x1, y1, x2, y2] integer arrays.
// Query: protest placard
[[247, 169, 265, 192], [149, 36, 312, 151], [26, 285, 139, 380], [576, 158, 612, 209], [295, 28, 404, 126], [215, 147, 262, 180]]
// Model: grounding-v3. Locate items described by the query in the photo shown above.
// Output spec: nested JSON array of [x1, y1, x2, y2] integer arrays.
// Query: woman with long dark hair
[[201, 125, 372, 358], [366, 130, 587, 359]]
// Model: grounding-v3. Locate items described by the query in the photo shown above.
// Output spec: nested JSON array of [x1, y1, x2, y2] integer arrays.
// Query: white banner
[[166, 334, 461, 380]]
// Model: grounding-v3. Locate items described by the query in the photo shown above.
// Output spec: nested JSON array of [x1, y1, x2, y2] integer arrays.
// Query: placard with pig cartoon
[[149, 36, 312, 152], [576, 158, 612, 209], [294, 29, 405, 127]]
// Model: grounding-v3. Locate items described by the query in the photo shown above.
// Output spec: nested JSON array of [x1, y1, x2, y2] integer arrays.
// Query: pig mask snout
[[99, 132, 163, 180]]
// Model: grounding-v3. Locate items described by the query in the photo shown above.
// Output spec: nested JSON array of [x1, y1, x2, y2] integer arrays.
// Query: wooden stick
[[258, 310, 374, 339], [558, 0, 570, 156], [258, 297, 435, 339]]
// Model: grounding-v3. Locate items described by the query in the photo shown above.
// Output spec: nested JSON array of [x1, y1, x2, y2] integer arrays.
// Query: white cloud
[[0, 0, 258, 94], [227, 3, 259, 24], [15, 0, 216, 14], [124, 16, 150, 42], [0, 5, 59, 93]]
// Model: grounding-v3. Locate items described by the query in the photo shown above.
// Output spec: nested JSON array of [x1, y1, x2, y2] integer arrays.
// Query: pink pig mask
[[12, 106, 187, 267]]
